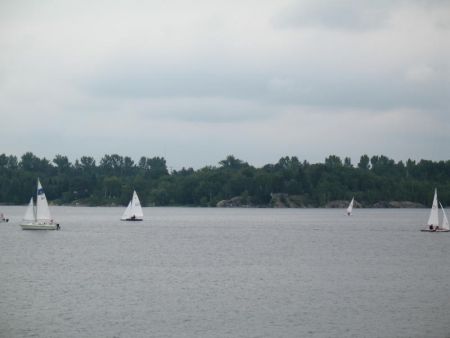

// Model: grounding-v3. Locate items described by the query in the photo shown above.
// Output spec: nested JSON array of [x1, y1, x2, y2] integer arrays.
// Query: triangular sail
[[36, 178, 51, 222], [121, 191, 144, 220], [427, 189, 439, 227], [346, 197, 354, 215], [121, 201, 132, 220], [23, 197, 36, 222], [439, 202, 449, 230], [130, 191, 144, 218]]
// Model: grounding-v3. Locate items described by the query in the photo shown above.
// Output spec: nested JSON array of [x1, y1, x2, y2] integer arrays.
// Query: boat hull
[[120, 218, 143, 221], [20, 222, 58, 230], [420, 229, 449, 232]]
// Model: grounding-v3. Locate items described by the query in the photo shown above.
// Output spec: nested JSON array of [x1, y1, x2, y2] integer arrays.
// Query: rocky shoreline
[[216, 194, 426, 208]]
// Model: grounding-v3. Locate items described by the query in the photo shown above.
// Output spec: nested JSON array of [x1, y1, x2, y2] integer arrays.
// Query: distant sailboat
[[0, 212, 8, 222], [346, 197, 354, 216], [121, 190, 143, 221], [20, 179, 60, 230], [421, 189, 449, 232]]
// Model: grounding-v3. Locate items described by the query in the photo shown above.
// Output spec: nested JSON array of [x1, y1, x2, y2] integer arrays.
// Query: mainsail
[[130, 191, 144, 219], [36, 178, 51, 222], [427, 189, 439, 227], [346, 197, 354, 215]]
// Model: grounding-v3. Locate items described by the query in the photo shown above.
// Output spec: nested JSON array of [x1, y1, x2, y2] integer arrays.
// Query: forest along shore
[[0, 152, 448, 208]]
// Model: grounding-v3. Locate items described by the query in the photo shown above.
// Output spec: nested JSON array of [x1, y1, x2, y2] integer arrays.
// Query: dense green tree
[[219, 155, 248, 170], [139, 156, 168, 179], [53, 155, 71, 173], [103, 176, 121, 199], [0, 152, 448, 207], [80, 156, 96, 170], [358, 155, 370, 170], [325, 155, 343, 168], [344, 157, 352, 168]]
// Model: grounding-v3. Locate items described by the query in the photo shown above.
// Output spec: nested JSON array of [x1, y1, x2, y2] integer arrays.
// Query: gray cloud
[[86, 67, 267, 102], [273, 0, 450, 31], [82, 57, 449, 115], [273, 1, 391, 31]]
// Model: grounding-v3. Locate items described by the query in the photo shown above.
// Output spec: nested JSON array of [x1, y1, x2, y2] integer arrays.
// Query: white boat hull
[[20, 222, 58, 230]]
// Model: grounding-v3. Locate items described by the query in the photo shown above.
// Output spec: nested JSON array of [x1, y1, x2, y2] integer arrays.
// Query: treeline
[[0, 152, 449, 207]]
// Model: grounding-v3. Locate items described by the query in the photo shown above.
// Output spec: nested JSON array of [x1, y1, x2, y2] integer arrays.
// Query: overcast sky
[[1, 0, 449, 169]]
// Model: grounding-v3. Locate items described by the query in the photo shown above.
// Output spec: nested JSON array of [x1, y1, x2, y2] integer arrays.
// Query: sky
[[1, 0, 449, 169]]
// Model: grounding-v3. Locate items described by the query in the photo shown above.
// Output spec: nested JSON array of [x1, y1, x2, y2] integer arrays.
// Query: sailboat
[[346, 197, 354, 216], [121, 190, 143, 221], [0, 212, 8, 222], [421, 189, 449, 232], [20, 179, 60, 230]]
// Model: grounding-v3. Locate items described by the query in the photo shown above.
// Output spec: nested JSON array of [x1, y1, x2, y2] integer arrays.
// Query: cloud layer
[[1, 0, 449, 168]]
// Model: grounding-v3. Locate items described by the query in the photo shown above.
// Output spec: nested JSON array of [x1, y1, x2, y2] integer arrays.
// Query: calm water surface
[[1, 207, 449, 338]]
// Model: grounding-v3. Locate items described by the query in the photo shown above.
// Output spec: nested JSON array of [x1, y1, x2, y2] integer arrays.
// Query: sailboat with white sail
[[0, 212, 8, 222], [20, 179, 60, 230], [121, 190, 143, 221], [346, 197, 354, 216], [421, 188, 449, 232]]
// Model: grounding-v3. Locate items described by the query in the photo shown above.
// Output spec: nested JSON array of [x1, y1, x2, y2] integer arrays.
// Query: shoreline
[[3, 203, 427, 209]]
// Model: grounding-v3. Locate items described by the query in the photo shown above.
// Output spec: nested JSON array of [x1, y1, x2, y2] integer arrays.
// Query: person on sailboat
[[429, 225, 434, 231]]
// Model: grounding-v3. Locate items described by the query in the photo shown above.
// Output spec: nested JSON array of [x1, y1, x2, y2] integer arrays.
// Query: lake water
[[0, 207, 449, 338]]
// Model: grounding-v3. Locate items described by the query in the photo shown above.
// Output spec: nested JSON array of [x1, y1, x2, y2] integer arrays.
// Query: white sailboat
[[121, 190, 143, 221], [20, 179, 60, 230], [421, 188, 449, 232], [0, 212, 8, 222], [346, 197, 354, 216]]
